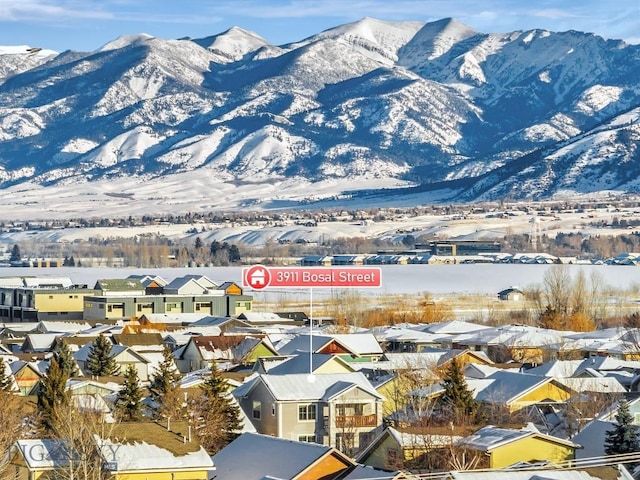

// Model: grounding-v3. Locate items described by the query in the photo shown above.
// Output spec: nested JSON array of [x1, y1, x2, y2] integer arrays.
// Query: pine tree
[[9, 245, 21, 263], [115, 365, 143, 422], [150, 345, 183, 419], [37, 356, 71, 435], [86, 334, 119, 377], [56, 340, 79, 378], [604, 398, 640, 455], [440, 357, 478, 425], [192, 362, 242, 454], [0, 357, 13, 392]]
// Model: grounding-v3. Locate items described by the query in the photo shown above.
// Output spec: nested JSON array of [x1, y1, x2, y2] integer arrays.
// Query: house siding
[[511, 381, 572, 412], [489, 436, 575, 468]]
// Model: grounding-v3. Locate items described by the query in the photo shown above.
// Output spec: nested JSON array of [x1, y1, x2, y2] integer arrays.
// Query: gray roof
[[264, 353, 354, 375], [212, 432, 352, 480], [475, 370, 553, 404], [459, 425, 579, 452], [233, 372, 383, 402]]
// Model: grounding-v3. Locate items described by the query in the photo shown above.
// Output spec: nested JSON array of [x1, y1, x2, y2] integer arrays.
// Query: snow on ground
[[0, 196, 637, 249]]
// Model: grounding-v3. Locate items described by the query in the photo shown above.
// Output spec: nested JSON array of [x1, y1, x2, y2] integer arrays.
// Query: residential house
[[237, 311, 296, 326], [332, 255, 366, 266], [357, 426, 463, 472], [375, 326, 444, 353], [98, 422, 214, 480], [6, 357, 46, 395], [74, 342, 151, 381], [447, 324, 566, 364], [457, 424, 581, 469], [126, 274, 168, 294], [20, 333, 60, 353], [254, 353, 357, 376], [357, 349, 492, 417], [175, 335, 278, 373], [411, 369, 574, 417], [84, 276, 252, 321], [232, 372, 385, 454], [9, 439, 73, 480], [299, 255, 333, 267], [277, 333, 384, 363], [211, 432, 356, 480], [497, 286, 524, 301], [0, 276, 95, 322]]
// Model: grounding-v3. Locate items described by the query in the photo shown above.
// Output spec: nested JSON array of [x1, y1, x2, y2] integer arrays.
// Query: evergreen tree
[[86, 334, 119, 377], [227, 244, 241, 263], [9, 244, 21, 262], [0, 357, 13, 392], [56, 340, 79, 378], [604, 398, 640, 455], [37, 356, 71, 435], [440, 357, 478, 425], [115, 365, 143, 422], [149, 346, 183, 419], [192, 362, 242, 454]]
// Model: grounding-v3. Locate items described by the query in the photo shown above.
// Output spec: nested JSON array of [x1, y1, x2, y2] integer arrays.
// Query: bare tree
[[44, 401, 117, 480], [0, 391, 28, 476]]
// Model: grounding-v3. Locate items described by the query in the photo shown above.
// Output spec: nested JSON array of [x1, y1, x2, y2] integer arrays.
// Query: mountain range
[[0, 17, 639, 219]]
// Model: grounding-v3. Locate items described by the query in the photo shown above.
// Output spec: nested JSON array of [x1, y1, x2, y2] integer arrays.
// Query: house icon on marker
[[250, 267, 268, 287]]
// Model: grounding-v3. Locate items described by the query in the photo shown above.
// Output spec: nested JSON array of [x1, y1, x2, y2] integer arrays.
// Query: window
[[298, 435, 316, 443], [252, 401, 261, 419], [336, 403, 364, 416], [298, 404, 317, 421]]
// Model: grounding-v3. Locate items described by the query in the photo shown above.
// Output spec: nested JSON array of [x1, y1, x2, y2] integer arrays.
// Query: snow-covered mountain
[[0, 17, 639, 219]]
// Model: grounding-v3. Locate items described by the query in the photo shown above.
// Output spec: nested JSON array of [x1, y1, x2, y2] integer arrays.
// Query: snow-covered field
[[0, 199, 636, 248]]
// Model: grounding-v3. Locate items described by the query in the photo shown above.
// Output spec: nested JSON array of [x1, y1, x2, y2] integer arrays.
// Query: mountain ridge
[[0, 17, 639, 220]]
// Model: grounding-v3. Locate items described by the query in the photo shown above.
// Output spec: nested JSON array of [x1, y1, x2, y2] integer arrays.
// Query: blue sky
[[1, 0, 639, 52]]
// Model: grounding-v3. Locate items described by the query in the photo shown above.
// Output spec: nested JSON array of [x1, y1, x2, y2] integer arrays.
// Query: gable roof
[[277, 333, 382, 356], [233, 372, 383, 402], [94, 278, 145, 293], [15, 439, 73, 469], [458, 425, 580, 452], [185, 335, 276, 362], [113, 333, 164, 348], [474, 370, 561, 404], [212, 432, 354, 480], [264, 353, 356, 375]]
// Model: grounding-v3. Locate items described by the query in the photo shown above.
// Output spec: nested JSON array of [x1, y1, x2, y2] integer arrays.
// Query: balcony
[[334, 414, 378, 428]]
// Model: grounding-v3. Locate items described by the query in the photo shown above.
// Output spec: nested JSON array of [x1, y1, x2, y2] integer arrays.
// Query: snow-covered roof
[[276, 333, 382, 356], [555, 376, 626, 393], [15, 439, 73, 469], [421, 320, 491, 335], [212, 432, 353, 480], [98, 438, 213, 472], [263, 353, 354, 375], [233, 372, 383, 402], [38, 321, 91, 334], [458, 424, 579, 451]]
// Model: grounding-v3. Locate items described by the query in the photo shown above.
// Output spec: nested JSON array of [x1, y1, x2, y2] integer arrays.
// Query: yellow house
[[473, 370, 573, 413], [357, 426, 463, 472], [10, 439, 73, 480], [99, 422, 214, 480], [458, 425, 581, 469]]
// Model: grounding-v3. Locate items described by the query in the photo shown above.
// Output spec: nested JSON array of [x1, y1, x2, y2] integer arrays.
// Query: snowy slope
[[0, 17, 639, 220]]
